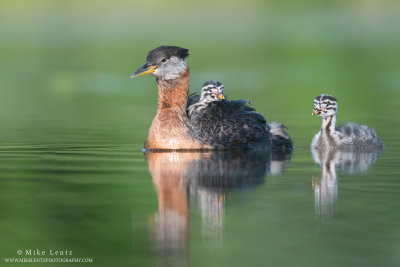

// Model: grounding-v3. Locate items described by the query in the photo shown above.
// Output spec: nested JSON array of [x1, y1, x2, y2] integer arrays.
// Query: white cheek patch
[[153, 57, 187, 80]]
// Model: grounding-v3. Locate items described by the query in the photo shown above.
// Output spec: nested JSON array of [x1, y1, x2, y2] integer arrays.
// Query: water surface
[[1, 1, 400, 267]]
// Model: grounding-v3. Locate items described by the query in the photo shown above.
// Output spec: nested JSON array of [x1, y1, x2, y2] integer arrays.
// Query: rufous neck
[[156, 68, 190, 111]]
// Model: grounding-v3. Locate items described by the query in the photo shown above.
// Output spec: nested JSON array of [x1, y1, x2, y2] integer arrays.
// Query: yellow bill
[[131, 64, 157, 78]]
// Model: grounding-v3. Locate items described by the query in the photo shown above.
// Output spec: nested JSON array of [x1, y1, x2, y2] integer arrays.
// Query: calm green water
[[1, 1, 400, 266]]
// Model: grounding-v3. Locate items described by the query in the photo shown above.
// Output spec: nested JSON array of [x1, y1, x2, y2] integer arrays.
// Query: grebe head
[[131, 46, 189, 80], [313, 94, 337, 117], [200, 81, 225, 103]]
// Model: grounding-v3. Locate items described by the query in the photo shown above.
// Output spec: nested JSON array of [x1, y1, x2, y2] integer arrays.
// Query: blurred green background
[[1, 0, 399, 146], [1, 0, 400, 266]]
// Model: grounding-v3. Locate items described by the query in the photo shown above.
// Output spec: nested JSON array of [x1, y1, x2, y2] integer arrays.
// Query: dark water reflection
[[145, 149, 292, 266], [311, 147, 382, 219]]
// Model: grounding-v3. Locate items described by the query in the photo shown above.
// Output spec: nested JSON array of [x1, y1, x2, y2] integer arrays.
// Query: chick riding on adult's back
[[131, 45, 292, 150]]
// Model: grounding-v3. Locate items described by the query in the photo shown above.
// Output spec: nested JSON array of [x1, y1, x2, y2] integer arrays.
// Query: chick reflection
[[311, 147, 381, 219], [146, 149, 292, 254]]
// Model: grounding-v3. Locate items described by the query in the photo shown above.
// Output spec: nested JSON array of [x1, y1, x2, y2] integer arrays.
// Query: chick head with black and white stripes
[[313, 94, 337, 116], [200, 81, 225, 103]]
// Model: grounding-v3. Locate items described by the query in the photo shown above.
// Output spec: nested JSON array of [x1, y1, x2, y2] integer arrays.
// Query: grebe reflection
[[145, 149, 292, 259], [311, 147, 382, 219]]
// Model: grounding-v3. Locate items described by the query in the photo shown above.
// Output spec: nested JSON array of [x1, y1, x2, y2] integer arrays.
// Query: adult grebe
[[132, 45, 293, 150], [311, 94, 383, 152]]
